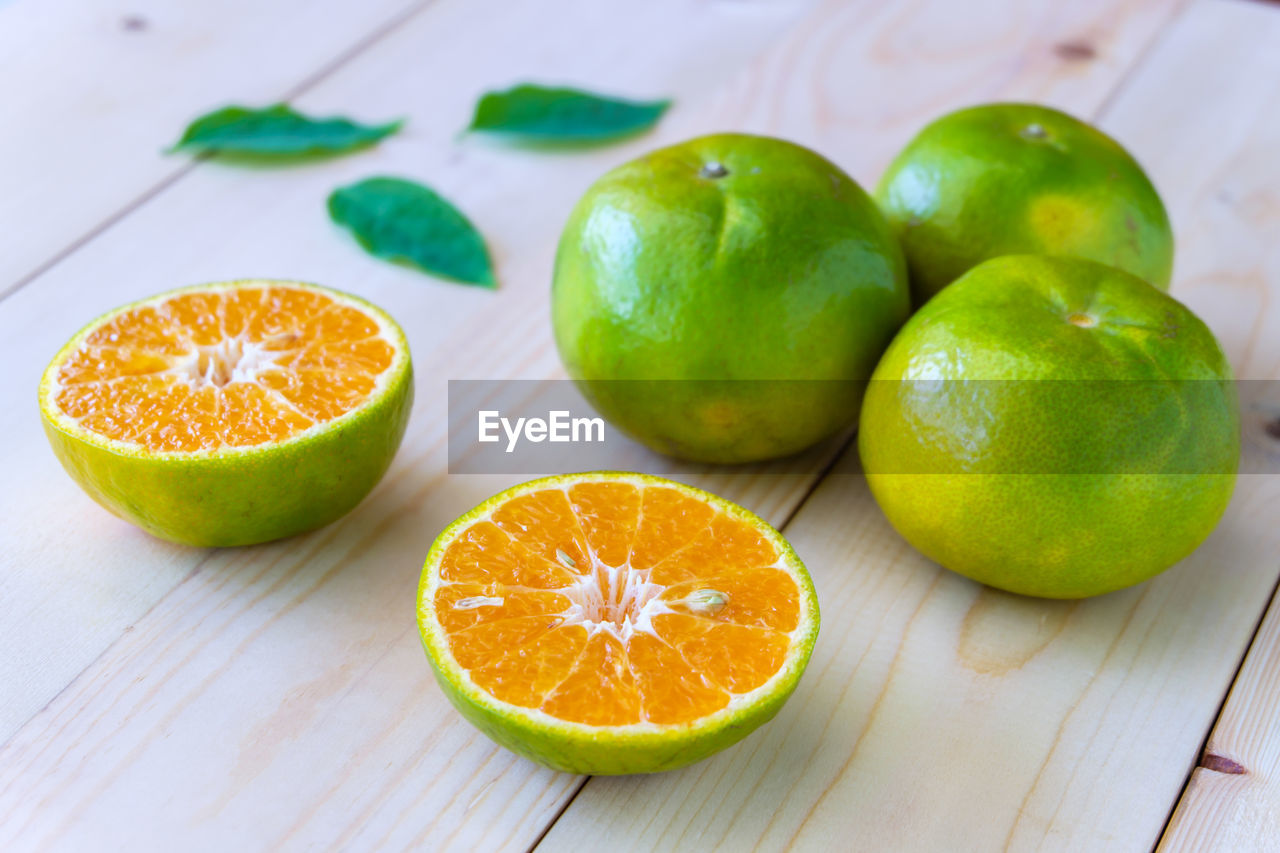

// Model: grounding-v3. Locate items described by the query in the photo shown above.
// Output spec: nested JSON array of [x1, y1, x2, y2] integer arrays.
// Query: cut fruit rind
[[38, 280, 413, 547], [417, 472, 819, 775]]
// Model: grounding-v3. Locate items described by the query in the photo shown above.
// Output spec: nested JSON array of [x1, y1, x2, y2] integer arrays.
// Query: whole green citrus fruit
[[553, 133, 910, 464], [858, 255, 1238, 599], [875, 102, 1174, 304]]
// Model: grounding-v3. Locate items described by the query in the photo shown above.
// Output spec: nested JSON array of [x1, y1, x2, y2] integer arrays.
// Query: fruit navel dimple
[[700, 161, 729, 179], [1067, 313, 1097, 328]]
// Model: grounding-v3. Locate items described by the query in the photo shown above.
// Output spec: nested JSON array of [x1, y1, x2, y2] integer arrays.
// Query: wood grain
[[0, 0, 820, 849], [1160, 581, 1280, 851], [0, 0, 428, 297], [1154, 2, 1280, 849], [539, 1, 1280, 851]]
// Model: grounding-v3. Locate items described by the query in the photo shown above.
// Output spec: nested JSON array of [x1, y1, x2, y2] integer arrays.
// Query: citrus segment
[[467, 623, 587, 709], [629, 484, 716, 570], [567, 481, 642, 567], [438, 522, 578, 588], [653, 613, 791, 694], [624, 631, 729, 725], [658, 568, 800, 632], [491, 488, 591, 568], [432, 584, 572, 633], [648, 514, 779, 586], [39, 280, 413, 546], [418, 472, 819, 775], [541, 633, 642, 726]]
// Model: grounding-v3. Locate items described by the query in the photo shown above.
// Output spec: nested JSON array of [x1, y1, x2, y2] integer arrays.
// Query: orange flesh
[[50, 286, 396, 452], [435, 482, 801, 726]]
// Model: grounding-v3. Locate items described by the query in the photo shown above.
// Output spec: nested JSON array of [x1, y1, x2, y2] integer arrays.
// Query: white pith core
[[557, 561, 674, 642], [452, 550, 730, 643], [174, 334, 293, 389]]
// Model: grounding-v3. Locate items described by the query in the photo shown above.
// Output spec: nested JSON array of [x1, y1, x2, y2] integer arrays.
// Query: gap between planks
[[1152, 565, 1280, 851], [1091, 0, 1196, 118], [0, 0, 440, 305], [0, 550, 213, 755]]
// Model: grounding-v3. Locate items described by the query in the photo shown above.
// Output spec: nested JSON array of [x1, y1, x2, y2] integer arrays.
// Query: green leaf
[[328, 177, 495, 287], [466, 84, 671, 144], [170, 104, 403, 157]]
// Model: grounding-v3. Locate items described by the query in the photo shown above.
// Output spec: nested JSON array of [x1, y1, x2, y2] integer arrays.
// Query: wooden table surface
[[2, 0, 1278, 850]]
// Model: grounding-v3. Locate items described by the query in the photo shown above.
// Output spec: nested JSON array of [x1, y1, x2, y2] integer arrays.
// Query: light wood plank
[[1156, 2, 1280, 847], [538, 0, 1280, 851], [0, 0, 819, 849], [0, 0, 430, 296], [1160, 580, 1280, 850]]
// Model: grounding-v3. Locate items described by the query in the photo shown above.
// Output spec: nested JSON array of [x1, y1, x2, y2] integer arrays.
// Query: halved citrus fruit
[[417, 472, 819, 775], [38, 279, 413, 546]]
